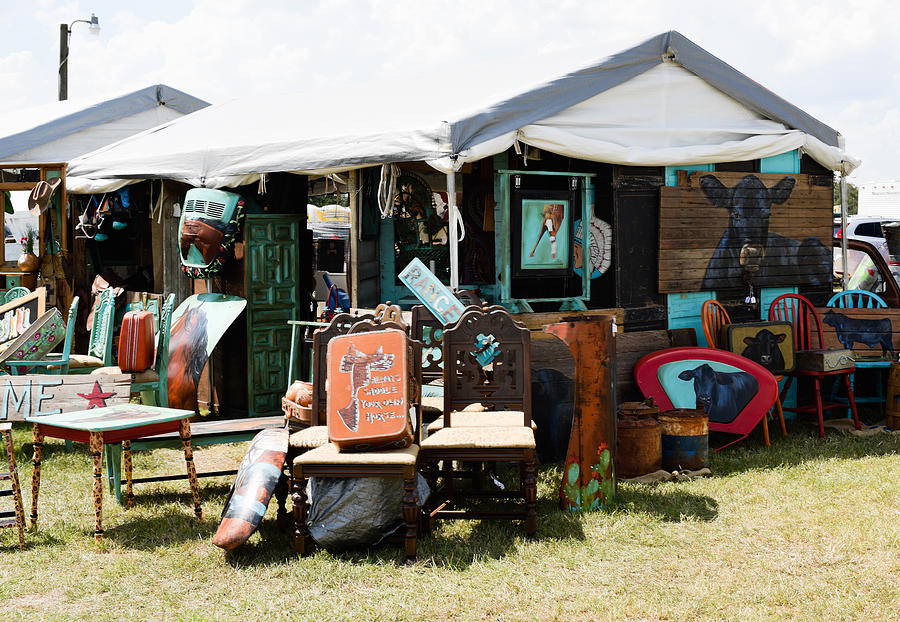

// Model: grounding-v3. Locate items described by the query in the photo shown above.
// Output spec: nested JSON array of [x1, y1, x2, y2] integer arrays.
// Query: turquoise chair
[[7, 297, 80, 375], [58, 287, 116, 374], [2, 287, 30, 304], [826, 289, 891, 413]]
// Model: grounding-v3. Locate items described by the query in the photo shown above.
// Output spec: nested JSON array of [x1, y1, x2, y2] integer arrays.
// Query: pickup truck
[[834, 237, 900, 307]]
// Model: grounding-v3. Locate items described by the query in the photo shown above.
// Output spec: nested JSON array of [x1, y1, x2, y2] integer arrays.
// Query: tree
[[833, 178, 859, 215]]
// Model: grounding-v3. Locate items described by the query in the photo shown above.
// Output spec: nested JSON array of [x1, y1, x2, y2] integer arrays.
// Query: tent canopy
[[66, 32, 858, 193], [0, 85, 209, 165]]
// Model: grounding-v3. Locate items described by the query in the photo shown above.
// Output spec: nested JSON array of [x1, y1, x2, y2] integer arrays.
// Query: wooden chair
[[292, 318, 423, 562], [91, 293, 176, 407], [418, 305, 537, 538], [47, 287, 115, 374], [826, 289, 891, 413], [700, 298, 786, 444], [7, 296, 80, 375], [2, 287, 30, 304], [411, 305, 444, 385], [768, 293, 861, 437]]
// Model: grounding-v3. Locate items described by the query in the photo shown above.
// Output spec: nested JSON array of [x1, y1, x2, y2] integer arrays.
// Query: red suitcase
[[118, 309, 156, 372]]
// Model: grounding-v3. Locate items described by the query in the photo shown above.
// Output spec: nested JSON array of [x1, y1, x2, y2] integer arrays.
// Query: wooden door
[[245, 214, 302, 416]]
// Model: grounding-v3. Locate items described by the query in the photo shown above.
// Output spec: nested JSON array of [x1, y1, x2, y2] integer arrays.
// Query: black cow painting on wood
[[816, 307, 900, 361], [724, 321, 795, 374], [659, 171, 833, 294]]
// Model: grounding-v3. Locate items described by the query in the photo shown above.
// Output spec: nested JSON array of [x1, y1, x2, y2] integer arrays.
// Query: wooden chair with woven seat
[[418, 305, 537, 538], [7, 296, 79, 376], [90, 293, 176, 406], [701, 298, 786, 444], [291, 317, 423, 562], [768, 293, 861, 437]]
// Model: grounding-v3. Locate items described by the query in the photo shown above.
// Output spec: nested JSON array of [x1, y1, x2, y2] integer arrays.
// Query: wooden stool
[[0, 423, 26, 549]]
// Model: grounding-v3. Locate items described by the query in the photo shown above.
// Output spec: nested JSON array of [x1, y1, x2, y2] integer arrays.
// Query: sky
[[1, 0, 899, 183]]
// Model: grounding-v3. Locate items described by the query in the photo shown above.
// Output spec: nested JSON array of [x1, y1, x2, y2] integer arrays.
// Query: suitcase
[[118, 309, 156, 372], [724, 321, 795, 374], [795, 349, 854, 372], [326, 328, 414, 452]]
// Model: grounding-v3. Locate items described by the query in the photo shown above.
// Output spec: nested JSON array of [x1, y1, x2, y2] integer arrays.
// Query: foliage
[[308, 193, 349, 208], [18, 226, 37, 255], [833, 178, 859, 215]]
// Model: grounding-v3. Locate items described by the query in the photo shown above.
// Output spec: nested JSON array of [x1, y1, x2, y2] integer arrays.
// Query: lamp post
[[58, 13, 100, 101]]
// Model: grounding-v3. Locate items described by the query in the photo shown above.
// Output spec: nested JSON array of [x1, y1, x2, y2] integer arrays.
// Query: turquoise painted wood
[[760, 287, 798, 320], [667, 291, 715, 347], [398, 258, 466, 324], [665, 164, 713, 187], [245, 215, 302, 416], [760, 150, 801, 174]]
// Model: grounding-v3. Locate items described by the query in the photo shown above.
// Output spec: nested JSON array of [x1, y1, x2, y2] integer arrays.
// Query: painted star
[[77, 381, 116, 409]]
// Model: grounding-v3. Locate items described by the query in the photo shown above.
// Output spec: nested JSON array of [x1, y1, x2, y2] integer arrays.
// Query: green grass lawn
[[0, 419, 898, 622]]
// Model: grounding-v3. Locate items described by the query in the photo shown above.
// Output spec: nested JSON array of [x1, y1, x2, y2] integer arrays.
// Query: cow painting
[[823, 310, 894, 358], [741, 329, 787, 373], [677, 363, 758, 424], [700, 174, 831, 290]]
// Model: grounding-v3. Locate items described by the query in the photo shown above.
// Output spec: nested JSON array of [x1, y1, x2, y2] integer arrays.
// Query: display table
[[27, 404, 202, 540]]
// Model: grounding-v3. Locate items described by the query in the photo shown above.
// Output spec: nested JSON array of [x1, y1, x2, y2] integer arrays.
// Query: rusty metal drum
[[616, 415, 661, 478], [658, 408, 709, 471], [619, 399, 660, 420]]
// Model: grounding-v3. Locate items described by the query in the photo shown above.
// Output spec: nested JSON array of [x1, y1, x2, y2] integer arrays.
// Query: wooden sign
[[0, 287, 46, 347], [398, 258, 466, 325], [724, 322, 795, 374], [326, 329, 412, 452], [815, 307, 900, 361], [659, 172, 832, 294], [0, 308, 65, 366], [0, 373, 131, 422]]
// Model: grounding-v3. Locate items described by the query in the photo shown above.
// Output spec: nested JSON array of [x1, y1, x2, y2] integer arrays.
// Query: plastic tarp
[[66, 31, 859, 192], [0, 85, 209, 164]]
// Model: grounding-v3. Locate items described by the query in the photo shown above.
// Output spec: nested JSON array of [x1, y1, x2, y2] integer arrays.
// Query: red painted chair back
[[700, 299, 731, 349], [767, 294, 824, 352]]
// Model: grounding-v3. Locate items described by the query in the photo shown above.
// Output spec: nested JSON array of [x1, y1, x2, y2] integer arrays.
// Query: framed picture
[[511, 189, 574, 277]]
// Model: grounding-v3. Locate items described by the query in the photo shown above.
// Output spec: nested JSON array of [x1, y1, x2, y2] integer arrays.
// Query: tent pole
[[840, 166, 848, 291], [348, 170, 359, 307], [447, 171, 459, 291]]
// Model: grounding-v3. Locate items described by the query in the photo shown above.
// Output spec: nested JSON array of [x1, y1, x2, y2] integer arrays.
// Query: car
[[833, 237, 900, 307], [834, 216, 898, 278]]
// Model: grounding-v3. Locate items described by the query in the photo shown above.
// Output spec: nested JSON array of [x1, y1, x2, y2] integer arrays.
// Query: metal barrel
[[616, 415, 661, 477], [658, 408, 709, 471]]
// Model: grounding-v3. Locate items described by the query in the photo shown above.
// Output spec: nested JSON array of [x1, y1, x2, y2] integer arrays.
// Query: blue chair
[[826, 289, 891, 413]]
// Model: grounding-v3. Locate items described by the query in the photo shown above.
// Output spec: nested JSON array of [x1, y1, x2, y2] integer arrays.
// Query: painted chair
[[634, 347, 779, 451], [2, 287, 30, 305], [826, 289, 891, 413], [91, 293, 175, 407], [7, 296, 80, 376], [700, 299, 786, 444], [768, 293, 861, 437], [418, 305, 538, 538], [46, 287, 116, 374]]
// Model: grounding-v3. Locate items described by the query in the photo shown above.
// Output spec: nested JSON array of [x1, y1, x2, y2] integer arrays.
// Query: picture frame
[[510, 189, 574, 277]]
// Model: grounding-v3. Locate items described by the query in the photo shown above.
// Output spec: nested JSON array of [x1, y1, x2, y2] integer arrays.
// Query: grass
[[0, 416, 898, 622]]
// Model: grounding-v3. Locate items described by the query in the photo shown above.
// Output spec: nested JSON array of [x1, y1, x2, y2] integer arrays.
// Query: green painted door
[[245, 214, 302, 416]]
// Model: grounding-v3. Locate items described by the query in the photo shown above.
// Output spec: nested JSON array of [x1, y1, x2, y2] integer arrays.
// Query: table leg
[[90, 431, 104, 540], [179, 419, 202, 519], [30, 424, 42, 529], [4, 428, 25, 548], [123, 440, 134, 508]]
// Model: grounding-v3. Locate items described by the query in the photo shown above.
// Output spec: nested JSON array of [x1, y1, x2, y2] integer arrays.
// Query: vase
[[17, 252, 39, 273]]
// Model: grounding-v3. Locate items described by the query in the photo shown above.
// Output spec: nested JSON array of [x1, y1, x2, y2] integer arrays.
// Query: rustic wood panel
[[615, 328, 696, 401], [659, 172, 832, 294], [512, 308, 624, 331], [815, 307, 900, 360], [0, 374, 132, 422]]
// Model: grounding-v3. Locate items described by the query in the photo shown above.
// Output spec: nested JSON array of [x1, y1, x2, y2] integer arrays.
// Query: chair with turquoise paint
[[2, 287, 30, 304], [826, 289, 891, 413], [7, 297, 80, 375], [50, 287, 116, 374], [91, 293, 175, 407]]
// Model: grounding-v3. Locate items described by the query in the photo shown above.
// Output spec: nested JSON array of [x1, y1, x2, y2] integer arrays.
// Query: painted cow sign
[[823, 309, 894, 358]]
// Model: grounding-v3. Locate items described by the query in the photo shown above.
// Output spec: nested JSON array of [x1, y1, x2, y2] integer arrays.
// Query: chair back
[[2, 287, 29, 304], [701, 299, 731, 348], [411, 305, 444, 383], [768, 293, 824, 351], [88, 287, 116, 365], [826, 289, 888, 309], [310, 312, 374, 425], [153, 294, 176, 406], [60, 296, 80, 362], [442, 306, 531, 427]]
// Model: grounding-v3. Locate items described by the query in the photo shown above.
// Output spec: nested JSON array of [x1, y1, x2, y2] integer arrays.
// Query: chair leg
[[761, 410, 771, 446], [292, 473, 310, 556], [274, 472, 289, 529], [813, 377, 825, 438], [523, 455, 537, 538], [844, 374, 862, 431], [774, 397, 787, 437], [402, 475, 417, 564]]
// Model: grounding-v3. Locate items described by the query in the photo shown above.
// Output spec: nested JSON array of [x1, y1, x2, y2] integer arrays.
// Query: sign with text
[[0, 374, 131, 422], [398, 258, 466, 325], [326, 329, 412, 452]]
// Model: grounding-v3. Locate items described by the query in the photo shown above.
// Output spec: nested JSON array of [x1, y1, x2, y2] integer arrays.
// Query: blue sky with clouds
[[2, 0, 899, 182]]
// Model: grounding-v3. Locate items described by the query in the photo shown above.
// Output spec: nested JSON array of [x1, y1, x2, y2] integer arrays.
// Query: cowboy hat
[[27, 177, 63, 215]]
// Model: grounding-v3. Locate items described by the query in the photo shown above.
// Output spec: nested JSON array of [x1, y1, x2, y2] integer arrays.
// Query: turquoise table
[[27, 404, 202, 540]]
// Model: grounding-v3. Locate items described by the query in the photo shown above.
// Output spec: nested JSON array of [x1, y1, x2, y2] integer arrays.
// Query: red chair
[[767, 294, 861, 437]]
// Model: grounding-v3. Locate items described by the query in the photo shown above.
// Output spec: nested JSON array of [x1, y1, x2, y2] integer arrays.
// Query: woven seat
[[293, 442, 418, 468], [47, 353, 104, 370], [91, 366, 159, 383], [421, 426, 535, 450], [288, 426, 329, 450], [427, 411, 536, 433]]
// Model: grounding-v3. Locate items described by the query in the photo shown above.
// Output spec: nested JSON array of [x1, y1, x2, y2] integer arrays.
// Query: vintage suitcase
[[795, 349, 854, 372], [0, 308, 65, 368], [724, 321, 795, 374], [118, 309, 155, 372], [326, 328, 413, 452]]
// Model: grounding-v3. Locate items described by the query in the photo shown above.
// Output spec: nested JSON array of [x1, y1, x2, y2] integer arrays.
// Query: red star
[[77, 381, 116, 409]]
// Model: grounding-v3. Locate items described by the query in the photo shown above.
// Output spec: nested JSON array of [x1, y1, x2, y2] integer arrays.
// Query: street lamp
[[58, 13, 100, 101]]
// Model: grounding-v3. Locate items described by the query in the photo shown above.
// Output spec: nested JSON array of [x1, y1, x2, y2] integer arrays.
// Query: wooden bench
[[104, 415, 285, 504]]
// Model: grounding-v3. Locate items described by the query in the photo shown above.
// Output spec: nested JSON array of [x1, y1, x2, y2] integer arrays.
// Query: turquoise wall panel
[[665, 164, 713, 187], [667, 291, 715, 346], [760, 150, 800, 174]]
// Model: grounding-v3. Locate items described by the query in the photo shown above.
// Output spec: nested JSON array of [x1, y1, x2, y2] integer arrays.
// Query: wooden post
[[58, 24, 68, 101], [349, 170, 359, 307]]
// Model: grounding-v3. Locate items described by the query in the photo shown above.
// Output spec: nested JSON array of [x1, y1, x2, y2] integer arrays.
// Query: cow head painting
[[700, 174, 830, 291], [677, 363, 757, 424]]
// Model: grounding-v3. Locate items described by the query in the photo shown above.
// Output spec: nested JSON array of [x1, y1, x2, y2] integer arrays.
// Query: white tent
[[67, 31, 859, 194], [0, 84, 209, 165]]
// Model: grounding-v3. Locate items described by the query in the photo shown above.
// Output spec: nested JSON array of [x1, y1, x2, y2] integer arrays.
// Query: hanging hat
[[27, 178, 63, 215]]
